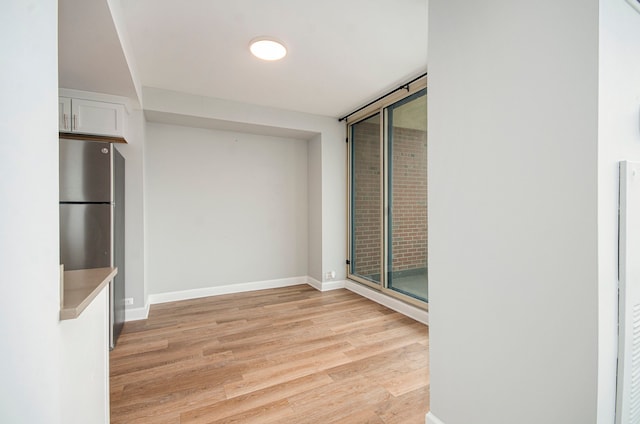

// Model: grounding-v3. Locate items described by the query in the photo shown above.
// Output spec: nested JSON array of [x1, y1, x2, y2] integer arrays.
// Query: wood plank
[[110, 285, 430, 423], [203, 398, 295, 424], [181, 373, 333, 424], [377, 384, 431, 424]]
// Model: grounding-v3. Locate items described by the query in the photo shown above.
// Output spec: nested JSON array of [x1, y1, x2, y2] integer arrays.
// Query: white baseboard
[[124, 303, 150, 322], [426, 412, 444, 424], [344, 280, 429, 325], [306, 276, 346, 292], [128, 277, 426, 326], [147, 275, 308, 305], [306, 276, 323, 291]]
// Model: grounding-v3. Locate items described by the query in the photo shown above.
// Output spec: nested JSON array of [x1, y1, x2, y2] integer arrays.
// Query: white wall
[[116, 108, 147, 312], [308, 134, 323, 282], [0, 1, 62, 422], [427, 1, 599, 423], [143, 88, 347, 290], [598, 1, 640, 422], [320, 121, 347, 283], [146, 122, 309, 294], [106, 0, 143, 103]]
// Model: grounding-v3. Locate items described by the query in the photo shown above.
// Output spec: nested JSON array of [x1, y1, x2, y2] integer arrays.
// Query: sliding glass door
[[350, 113, 382, 285], [348, 85, 428, 306], [387, 90, 428, 302]]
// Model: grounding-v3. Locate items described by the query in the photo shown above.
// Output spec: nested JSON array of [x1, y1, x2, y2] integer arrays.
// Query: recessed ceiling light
[[249, 37, 287, 61]]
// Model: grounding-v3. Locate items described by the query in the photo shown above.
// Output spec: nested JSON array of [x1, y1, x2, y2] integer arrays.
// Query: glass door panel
[[350, 113, 382, 285], [386, 90, 428, 301]]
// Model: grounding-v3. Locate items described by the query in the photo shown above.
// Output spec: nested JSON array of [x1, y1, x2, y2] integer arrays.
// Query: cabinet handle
[[72, 114, 77, 130], [63, 114, 68, 130]]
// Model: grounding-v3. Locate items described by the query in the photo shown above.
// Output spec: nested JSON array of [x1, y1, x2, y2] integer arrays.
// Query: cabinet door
[[71, 99, 125, 137], [59, 97, 71, 132]]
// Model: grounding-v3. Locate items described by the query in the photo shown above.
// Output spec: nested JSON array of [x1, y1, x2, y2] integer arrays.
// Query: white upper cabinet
[[59, 97, 125, 137], [59, 97, 72, 132]]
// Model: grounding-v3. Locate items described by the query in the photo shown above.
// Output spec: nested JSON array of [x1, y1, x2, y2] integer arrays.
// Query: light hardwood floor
[[110, 285, 430, 423]]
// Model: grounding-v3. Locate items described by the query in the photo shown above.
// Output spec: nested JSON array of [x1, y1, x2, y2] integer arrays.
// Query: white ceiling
[[59, 0, 428, 119]]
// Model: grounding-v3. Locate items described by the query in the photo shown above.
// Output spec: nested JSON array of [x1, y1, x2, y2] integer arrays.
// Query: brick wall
[[351, 121, 427, 278], [352, 120, 381, 278], [390, 126, 427, 273]]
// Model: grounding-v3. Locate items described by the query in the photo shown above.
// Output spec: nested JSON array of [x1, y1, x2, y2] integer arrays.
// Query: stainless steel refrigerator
[[59, 137, 125, 349]]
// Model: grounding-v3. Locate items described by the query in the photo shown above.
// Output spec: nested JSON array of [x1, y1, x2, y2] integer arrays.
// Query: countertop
[[60, 267, 117, 320]]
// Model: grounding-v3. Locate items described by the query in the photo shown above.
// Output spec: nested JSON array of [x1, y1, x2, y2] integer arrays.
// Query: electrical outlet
[[124, 298, 134, 306], [325, 271, 336, 281]]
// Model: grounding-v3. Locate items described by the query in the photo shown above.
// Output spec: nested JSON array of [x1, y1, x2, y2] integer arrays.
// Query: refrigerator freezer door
[[60, 203, 112, 270], [59, 138, 112, 202]]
